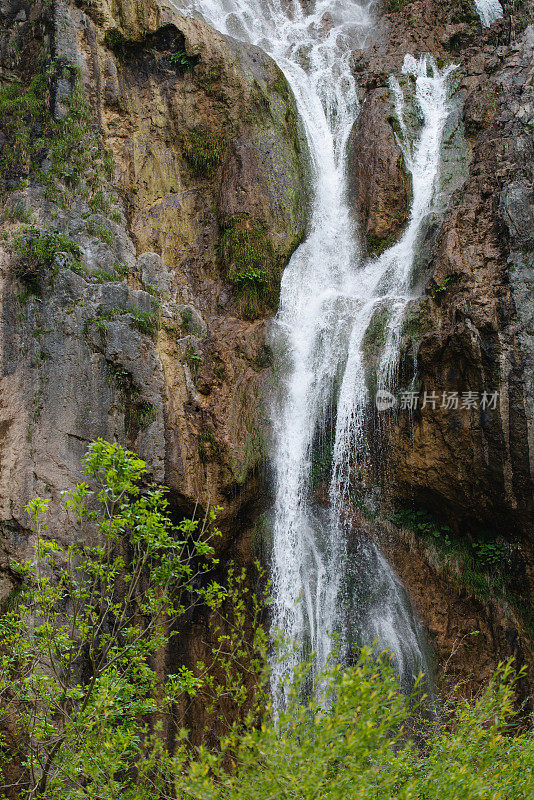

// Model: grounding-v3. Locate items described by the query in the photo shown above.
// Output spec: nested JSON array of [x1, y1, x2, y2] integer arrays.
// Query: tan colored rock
[[0, 0, 310, 595]]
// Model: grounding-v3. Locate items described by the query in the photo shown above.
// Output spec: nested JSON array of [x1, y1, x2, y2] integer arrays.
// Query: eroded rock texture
[[348, 1, 534, 696], [0, 0, 309, 600], [347, 87, 412, 255]]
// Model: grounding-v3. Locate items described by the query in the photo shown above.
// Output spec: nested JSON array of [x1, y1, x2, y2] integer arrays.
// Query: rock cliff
[[347, 0, 534, 698], [0, 0, 533, 718], [0, 0, 309, 604]]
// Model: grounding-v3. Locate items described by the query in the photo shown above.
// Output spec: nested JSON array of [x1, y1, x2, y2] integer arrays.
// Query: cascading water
[[474, 0, 503, 27], [177, 0, 455, 705]]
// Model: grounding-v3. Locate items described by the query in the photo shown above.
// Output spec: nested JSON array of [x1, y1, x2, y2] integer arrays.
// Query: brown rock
[[347, 87, 411, 254]]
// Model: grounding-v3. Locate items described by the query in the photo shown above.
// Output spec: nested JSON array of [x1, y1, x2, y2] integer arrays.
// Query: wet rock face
[[347, 88, 412, 255], [0, 0, 309, 598], [348, 2, 534, 693], [390, 26, 534, 539]]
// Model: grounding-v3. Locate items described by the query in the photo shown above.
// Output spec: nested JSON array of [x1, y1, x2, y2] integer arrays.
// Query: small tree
[[0, 439, 228, 799]]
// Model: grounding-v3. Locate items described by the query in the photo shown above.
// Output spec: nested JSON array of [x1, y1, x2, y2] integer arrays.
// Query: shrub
[[0, 440, 228, 799], [12, 227, 82, 294], [169, 49, 200, 72]]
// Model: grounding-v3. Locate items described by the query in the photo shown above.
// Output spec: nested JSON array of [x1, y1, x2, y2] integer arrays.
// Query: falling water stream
[[474, 0, 503, 27], [177, 0, 456, 705]]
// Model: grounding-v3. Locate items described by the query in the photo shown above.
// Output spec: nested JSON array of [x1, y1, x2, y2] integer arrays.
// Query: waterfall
[[474, 0, 503, 27], [177, 0, 455, 705]]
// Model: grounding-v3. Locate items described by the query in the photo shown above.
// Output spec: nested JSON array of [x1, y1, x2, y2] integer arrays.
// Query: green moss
[[367, 230, 401, 257], [182, 127, 226, 178], [362, 305, 390, 366], [198, 429, 219, 461], [0, 63, 116, 210], [401, 298, 432, 341], [4, 201, 34, 224], [220, 215, 278, 319], [86, 221, 114, 245], [12, 227, 82, 295], [134, 400, 157, 429], [105, 362, 157, 435], [449, 0, 479, 24], [385, 0, 412, 11], [390, 507, 529, 621], [310, 438, 334, 487]]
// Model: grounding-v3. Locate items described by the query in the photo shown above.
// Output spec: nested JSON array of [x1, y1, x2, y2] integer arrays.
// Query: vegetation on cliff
[[1, 443, 533, 799]]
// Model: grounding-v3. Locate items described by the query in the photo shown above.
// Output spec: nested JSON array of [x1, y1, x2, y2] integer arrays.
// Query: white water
[[176, 0, 455, 705], [474, 0, 503, 27]]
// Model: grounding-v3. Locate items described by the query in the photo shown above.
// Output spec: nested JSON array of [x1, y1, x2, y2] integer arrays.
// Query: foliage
[[171, 653, 534, 800], [128, 308, 159, 338], [390, 507, 511, 600], [182, 127, 226, 177], [85, 221, 114, 245], [76, 263, 129, 284], [0, 62, 115, 209], [220, 216, 278, 318], [169, 49, 200, 73], [186, 345, 202, 378], [1, 440, 534, 798], [391, 507, 452, 545], [430, 275, 455, 300], [0, 440, 228, 799], [85, 306, 159, 340], [12, 227, 81, 294]]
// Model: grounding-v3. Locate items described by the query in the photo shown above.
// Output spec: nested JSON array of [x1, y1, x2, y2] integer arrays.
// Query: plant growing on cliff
[[169, 49, 200, 73], [220, 216, 278, 318], [13, 227, 82, 294], [0, 62, 116, 210], [182, 126, 226, 177], [0, 440, 229, 798]]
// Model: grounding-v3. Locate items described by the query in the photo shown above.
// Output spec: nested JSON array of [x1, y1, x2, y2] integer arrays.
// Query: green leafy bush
[[200, 655, 533, 800], [1, 441, 534, 798], [169, 49, 200, 72], [0, 440, 228, 798], [12, 227, 82, 293]]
